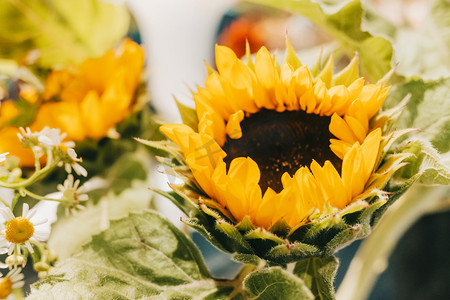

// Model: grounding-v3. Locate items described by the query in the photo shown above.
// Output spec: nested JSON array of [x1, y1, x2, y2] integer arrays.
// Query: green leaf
[[384, 77, 450, 153], [48, 179, 153, 260], [233, 253, 262, 266], [265, 242, 320, 264], [30, 211, 235, 299], [293, 256, 338, 300], [243, 267, 314, 300], [0, 0, 130, 67], [175, 98, 199, 132], [250, 0, 393, 82], [396, 139, 450, 185], [362, 0, 450, 79]]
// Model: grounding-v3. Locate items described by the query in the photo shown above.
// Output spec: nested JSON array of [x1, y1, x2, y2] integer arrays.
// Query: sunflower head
[[149, 41, 411, 264]]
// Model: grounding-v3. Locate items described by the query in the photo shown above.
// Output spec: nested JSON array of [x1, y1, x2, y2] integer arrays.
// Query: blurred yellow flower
[[0, 87, 38, 166], [0, 39, 144, 166], [161, 42, 390, 230], [33, 38, 144, 141]]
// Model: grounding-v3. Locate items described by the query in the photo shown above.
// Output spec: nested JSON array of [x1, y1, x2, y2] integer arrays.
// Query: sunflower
[[32, 38, 144, 141], [161, 41, 391, 232], [0, 39, 144, 167]]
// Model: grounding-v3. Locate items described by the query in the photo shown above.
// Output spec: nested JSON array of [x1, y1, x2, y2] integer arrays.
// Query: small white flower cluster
[[17, 127, 87, 177], [0, 127, 93, 295], [0, 127, 91, 297]]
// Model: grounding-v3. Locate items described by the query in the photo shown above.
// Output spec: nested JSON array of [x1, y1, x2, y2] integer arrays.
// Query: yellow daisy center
[[0, 277, 12, 299], [5, 217, 34, 244], [223, 109, 341, 193]]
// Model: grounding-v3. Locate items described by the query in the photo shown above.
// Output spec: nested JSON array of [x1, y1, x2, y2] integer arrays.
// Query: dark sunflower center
[[223, 109, 342, 193]]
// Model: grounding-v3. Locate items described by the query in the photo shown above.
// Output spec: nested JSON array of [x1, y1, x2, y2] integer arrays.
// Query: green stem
[[19, 188, 68, 204], [0, 160, 58, 189], [336, 185, 449, 300], [11, 192, 20, 210]]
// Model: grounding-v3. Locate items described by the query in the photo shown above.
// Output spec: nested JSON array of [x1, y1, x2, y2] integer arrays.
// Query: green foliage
[[175, 98, 199, 132], [249, 0, 393, 82], [396, 140, 450, 185], [363, 0, 450, 78], [293, 257, 338, 300], [384, 77, 450, 153], [243, 267, 314, 300], [0, 0, 130, 67], [48, 179, 153, 260], [29, 211, 235, 299]]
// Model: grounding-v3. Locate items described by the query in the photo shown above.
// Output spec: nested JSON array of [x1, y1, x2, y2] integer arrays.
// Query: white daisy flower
[[0, 203, 49, 256], [61, 148, 87, 177], [0, 268, 25, 299], [57, 174, 88, 215], [37, 127, 67, 147]]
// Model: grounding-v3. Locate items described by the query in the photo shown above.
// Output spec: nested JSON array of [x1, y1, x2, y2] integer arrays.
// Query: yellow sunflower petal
[[294, 167, 321, 211], [254, 187, 278, 228], [310, 160, 347, 209], [160, 123, 195, 154], [225, 180, 248, 221], [328, 85, 351, 116], [342, 143, 366, 199], [33, 102, 85, 141], [360, 128, 382, 179], [188, 133, 226, 169], [344, 115, 366, 143], [347, 99, 369, 133], [81, 91, 109, 139], [215, 44, 238, 76], [293, 65, 313, 100], [186, 152, 216, 198], [347, 77, 365, 101], [195, 97, 226, 145], [203, 75, 234, 119], [255, 47, 277, 94], [226, 110, 244, 139], [329, 113, 359, 143], [363, 85, 391, 119], [329, 138, 352, 160], [314, 79, 331, 115], [227, 157, 260, 186]]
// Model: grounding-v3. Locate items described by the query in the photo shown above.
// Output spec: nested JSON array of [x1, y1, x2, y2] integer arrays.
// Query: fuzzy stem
[[336, 185, 449, 300], [19, 188, 68, 204], [0, 160, 58, 189]]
